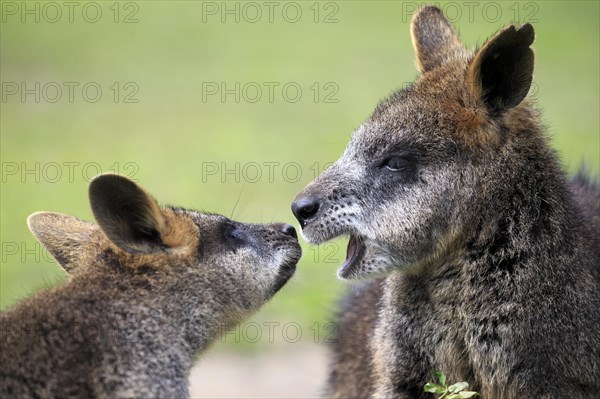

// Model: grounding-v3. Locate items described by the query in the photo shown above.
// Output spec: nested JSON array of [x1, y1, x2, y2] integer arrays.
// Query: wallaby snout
[[291, 195, 321, 227]]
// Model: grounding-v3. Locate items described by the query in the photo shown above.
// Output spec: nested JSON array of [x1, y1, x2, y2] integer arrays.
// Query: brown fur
[[1, 174, 301, 398], [292, 6, 600, 399], [410, 6, 466, 73], [324, 280, 383, 399]]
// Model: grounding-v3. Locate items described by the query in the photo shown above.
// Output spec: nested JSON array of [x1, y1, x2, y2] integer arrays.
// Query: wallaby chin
[[1, 174, 301, 398], [293, 6, 600, 398]]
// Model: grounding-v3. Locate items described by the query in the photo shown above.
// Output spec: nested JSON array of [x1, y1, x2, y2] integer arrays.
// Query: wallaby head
[[29, 174, 301, 316], [3, 175, 300, 397], [292, 6, 541, 279]]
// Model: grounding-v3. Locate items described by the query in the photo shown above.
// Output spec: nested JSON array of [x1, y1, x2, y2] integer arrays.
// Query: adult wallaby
[[292, 6, 599, 399]]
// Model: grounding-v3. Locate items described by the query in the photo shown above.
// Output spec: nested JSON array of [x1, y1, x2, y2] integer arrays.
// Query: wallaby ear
[[411, 6, 466, 73], [466, 24, 535, 115], [27, 211, 98, 273], [89, 174, 167, 254]]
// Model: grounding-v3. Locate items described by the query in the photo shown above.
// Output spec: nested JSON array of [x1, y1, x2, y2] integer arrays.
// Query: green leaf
[[424, 382, 446, 394], [432, 370, 447, 386], [458, 392, 480, 398], [447, 394, 461, 399], [448, 382, 469, 393]]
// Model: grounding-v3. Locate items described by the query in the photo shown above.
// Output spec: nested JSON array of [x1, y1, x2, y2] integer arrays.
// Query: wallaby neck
[[67, 268, 239, 362]]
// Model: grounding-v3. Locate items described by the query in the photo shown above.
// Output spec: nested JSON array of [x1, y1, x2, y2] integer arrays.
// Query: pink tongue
[[346, 236, 357, 260]]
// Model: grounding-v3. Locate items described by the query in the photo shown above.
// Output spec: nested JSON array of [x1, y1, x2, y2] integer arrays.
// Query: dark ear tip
[[500, 23, 534, 46], [518, 23, 535, 46], [491, 23, 535, 51], [89, 173, 140, 204], [89, 173, 142, 219], [89, 173, 132, 192]]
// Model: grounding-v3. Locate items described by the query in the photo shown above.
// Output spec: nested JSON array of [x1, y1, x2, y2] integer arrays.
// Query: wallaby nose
[[291, 196, 321, 227], [281, 224, 297, 238]]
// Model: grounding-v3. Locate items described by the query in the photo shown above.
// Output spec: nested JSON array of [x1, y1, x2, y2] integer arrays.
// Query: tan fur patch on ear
[[449, 100, 501, 150], [160, 208, 200, 255], [457, 107, 497, 147], [99, 209, 200, 271], [142, 196, 166, 234], [456, 107, 486, 131]]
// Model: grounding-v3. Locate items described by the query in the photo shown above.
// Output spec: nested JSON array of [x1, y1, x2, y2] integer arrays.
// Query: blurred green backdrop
[[1, 1, 598, 347]]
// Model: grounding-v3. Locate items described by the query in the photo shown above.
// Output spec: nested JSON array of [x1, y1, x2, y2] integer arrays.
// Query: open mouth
[[339, 234, 366, 278]]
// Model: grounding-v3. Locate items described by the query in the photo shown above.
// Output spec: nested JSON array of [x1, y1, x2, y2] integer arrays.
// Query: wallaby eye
[[376, 151, 421, 183], [382, 156, 407, 171], [223, 223, 248, 249], [380, 152, 419, 172]]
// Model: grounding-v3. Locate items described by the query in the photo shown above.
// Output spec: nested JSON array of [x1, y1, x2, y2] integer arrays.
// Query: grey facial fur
[[293, 6, 600, 399]]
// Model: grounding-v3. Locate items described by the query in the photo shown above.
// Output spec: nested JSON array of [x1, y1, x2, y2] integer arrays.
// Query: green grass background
[[1, 1, 598, 347]]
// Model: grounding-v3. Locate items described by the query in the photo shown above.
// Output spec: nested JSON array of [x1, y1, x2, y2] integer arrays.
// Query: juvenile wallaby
[[1, 174, 301, 398], [292, 6, 599, 399]]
